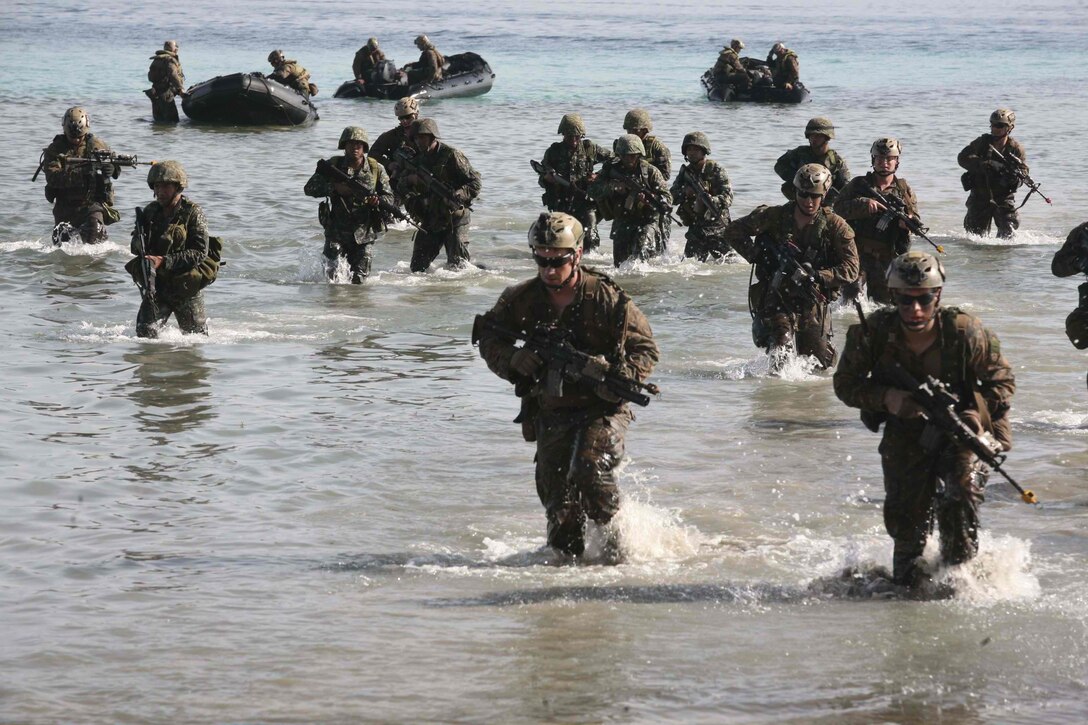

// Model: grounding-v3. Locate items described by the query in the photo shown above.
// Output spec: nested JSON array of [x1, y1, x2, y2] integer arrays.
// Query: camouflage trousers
[[323, 238, 373, 283], [611, 217, 664, 266], [964, 191, 1019, 239], [52, 200, 108, 244], [534, 405, 631, 556], [682, 224, 731, 262], [137, 290, 208, 338], [410, 212, 471, 272], [750, 284, 836, 368], [880, 422, 988, 585]]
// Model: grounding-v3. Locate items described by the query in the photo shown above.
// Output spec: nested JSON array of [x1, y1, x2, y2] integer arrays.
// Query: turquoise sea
[[1, 1, 1086, 721]]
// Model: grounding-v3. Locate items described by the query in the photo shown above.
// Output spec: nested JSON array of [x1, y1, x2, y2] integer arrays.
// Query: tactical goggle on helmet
[[886, 251, 946, 289]]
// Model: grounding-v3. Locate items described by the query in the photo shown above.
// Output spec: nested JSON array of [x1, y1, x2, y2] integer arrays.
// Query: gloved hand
[[984, 159, 1006, 173], [884, 388, 924, 418], [581, 354, 610, 381], [960, 409, 983, 434], [595, 382, 622, 403], [510, 348, 543, 378]]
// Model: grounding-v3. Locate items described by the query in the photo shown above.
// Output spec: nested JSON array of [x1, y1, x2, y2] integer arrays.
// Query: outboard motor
[[374, 60, 397, 83]]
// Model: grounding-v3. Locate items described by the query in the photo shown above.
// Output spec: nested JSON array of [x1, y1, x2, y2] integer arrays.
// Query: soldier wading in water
[[475, 212, 659, 559]]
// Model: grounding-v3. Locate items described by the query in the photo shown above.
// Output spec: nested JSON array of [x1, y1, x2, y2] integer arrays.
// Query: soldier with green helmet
[[774, 117, 851, 205], [131, 160, 216, 337], [834, 252, 1015, 587], [723, 163, 858, 370], [369, 97, 420, 173], [42, 106, 121, 243], [268, 49, 315, 96], [305, 126, 394, 283], [146, 40, 185, 123], [589, 133, 672, 266], [393, 118, 481, 271], [670, 131, 734, 262], [475, 211, 659, 558], [352, 37, 387, 84], [539, 113, 613, 252], [834, 137, 922, 303], [957, 108, 1027, 238], [621, 108, 674, 248]]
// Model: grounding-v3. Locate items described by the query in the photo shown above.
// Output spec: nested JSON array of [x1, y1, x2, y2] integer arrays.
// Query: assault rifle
[[677, 165, 729, 225], [391, 148, 469, 212], [989, 144, 1052, 210], [32, 149, 147, 182], [759, 235, 827, 306], [868, 186, 944, 254], [471, 316, 660, 407], [609, 172, 682, 226], [131, 206, 158, 319], [888, 363, 1037, 505], [530, 159, 590, 200], [314, 158, 424, 232]]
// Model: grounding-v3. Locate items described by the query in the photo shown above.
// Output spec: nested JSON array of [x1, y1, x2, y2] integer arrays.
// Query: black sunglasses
[[797, 191, 823, 200], [533, 252, 575, 268], [895, 292, 937, 307]]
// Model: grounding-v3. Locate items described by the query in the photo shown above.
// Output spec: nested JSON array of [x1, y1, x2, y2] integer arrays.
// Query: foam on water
[[64, 319, 327, 344]]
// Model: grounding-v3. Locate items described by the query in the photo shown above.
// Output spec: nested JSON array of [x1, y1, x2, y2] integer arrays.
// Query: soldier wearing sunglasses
[[475, 212, 659, 559], [833, 252, 1015, 588]]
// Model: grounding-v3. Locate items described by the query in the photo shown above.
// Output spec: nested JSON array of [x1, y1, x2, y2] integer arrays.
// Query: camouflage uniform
[[393, 142, 481, 271], [42, 133, 118, 243], [147, 49, 185, 123], [369, 125, 411, 172], [774, 145, 850, 204], [771, 49, 799, 87], [352, 46, 386, 81], [132, 196, 210, 337], [670, 159, 734, 261], [1052, 222, 1088, 353], [270, 60, 312, 96], [476, 268, 659, 556], [540, 138, 613, 252], [304, 155, 394, 283], [712, 47, 750, 90], [408, 46, 444, 84], [589, 159, 672, 266], [724, 203, 858, 367], [833, 307, 1015, 584], [641, 135, 673, 245], [957, 134, 1027, 238], [834, 173, 919, 303]]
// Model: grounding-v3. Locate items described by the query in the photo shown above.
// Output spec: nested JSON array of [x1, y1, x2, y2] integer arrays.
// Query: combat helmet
[[339, 126, 370, 150], [163, 40, 179, 53], [412, 118, 441, 139], [366, 37, 380, 50], [62, 107, 89, 140], [614, 133, 646, 156], [805, 117, 835, 139], [415, 34, 433, 49], [557, 113, 586, 136], [886, 251, 946, 290], [528, 211, 584, 250], [731, 38, 745, 50], [394, 97, 420, 118], [990, 108, 1016, 127], [623, 108, 653, 132], [870, 137, 901, 157], [147, 160, 188, 190], [268, 49, 285, 66], [681, 131, 711, 155], [793, 163, 832, 195]]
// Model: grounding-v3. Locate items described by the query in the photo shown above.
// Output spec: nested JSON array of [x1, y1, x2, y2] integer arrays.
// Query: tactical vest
[[318, 156, 384, 229], [131, 198, 221, 295]]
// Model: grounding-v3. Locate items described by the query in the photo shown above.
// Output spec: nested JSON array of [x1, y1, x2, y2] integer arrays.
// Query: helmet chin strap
[[544, 264, 579, 291]]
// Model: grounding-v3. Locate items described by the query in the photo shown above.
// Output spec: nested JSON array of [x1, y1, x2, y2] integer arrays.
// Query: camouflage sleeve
[[592, 142, 614, 165], [818, 214, 859, 289], [833, 322, 890, 411], [303, 164, 332, 198], [618, 297, 659, 384], [722, 205, 773, 262], [368, 130, 395, 167], [1052, 223, 1088, 278], [451, 149, 482, 204], [539, 144, 559, 190], [957, 137, 984, 173], [902, 180, 919, 219], [832, 177, 873, 220], [477, 289, 523, 383], [654, 142, 672, 179], [352, 50, 365, 79], [773, 148, 796, 183], [831, 158, 851, 199], [712, 163, 733, 210], [374, 163, 395, 207], [966, 320, 1015, 443], [166, 203, 210, 273], [648, 166, 671, 204], [169, 60, 184, 93], [668, 171, 683, 202], [587, 164, 616, 201], [784, 55, 800, 84], [43, 139, 70, 187]]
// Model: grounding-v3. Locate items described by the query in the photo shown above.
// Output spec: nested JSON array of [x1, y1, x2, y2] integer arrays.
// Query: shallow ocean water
[[1, 1, 1086, 722]]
